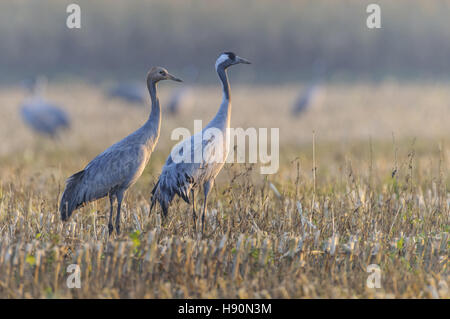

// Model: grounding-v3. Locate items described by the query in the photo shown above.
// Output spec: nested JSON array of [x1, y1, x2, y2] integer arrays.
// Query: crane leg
[[115, 191, 124, 235], [191, 189, 197, 232], [201, 180, 213, 235], [108, 194, 116, 236]]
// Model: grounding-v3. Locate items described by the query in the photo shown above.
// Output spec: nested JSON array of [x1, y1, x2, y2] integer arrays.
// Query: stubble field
[[0, 82, 448, 298]]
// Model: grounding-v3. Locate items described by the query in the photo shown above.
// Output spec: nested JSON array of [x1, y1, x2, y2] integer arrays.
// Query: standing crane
[[60, 67, 182, 235], [151, 52, 251, 234], [20, 76, 70, 138], [167, 87, 194, 116], [167, 64, 199, 116], [291, 61, 326, 116]]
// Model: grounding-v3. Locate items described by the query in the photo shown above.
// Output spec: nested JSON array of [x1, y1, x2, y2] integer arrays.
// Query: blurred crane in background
[[291, 61, 326, 116], [167, 87, 195, 116], [20, 76, 70, 138], [167, 65, 198, 116], [106, 82, 147, 105]]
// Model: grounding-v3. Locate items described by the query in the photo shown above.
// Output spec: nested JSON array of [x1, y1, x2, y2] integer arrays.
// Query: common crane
[[167, 65, 198, 116], [167, 87, 194, 116], [150, 52, 250, 234], [60, 67, 182, 235], [20, 76, 70, 138], [291, 61, 326, 116]]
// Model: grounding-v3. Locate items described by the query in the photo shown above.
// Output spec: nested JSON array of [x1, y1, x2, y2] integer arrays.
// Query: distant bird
[[107, 82, 147, 105], [151, 52, 251, 234], [167, 65, 199, 116], [167, 87, 194, 116], [291, 61, 326, 116], [60, 67, 182, 235], [20, 76, 70, 138]]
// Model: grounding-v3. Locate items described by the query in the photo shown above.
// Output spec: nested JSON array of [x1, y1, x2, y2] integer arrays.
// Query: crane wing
[[60, 143, 147, 220]]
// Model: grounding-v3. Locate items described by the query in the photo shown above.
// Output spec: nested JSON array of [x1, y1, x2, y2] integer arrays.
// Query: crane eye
[[160, 71, 166, 75]]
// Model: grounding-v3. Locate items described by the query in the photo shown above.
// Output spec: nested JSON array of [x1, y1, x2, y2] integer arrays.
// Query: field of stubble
[[0, 82, 448, 298]]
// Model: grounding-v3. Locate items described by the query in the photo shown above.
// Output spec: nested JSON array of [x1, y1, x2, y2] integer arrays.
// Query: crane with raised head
[[166, 65, 199, 116], [60, 67, 182, 235], [167, 87, 195, 116], [151, 52, 251, 235], [292, 61, 326, 116]]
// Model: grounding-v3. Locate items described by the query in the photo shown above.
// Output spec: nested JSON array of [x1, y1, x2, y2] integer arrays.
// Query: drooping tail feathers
[[59, 170, 86, 221]]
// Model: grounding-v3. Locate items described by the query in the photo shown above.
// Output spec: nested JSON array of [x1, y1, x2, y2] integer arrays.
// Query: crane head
[[147, 67, 183, 84], [215, 52, 251, 71]]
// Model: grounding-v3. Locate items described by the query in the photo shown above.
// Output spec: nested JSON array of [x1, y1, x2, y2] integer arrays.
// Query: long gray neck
[[143, 79, 161, 142], [208, 66, 231, 130]]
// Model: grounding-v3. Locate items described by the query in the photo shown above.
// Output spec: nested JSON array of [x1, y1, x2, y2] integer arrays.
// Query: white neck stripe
[[215, 54, 229, 71]]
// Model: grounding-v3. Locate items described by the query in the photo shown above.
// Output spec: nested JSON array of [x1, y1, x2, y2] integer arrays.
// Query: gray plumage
[[20, 76, 70, 138], [151, 52, 251, 234], [60, 67, 182, 235]]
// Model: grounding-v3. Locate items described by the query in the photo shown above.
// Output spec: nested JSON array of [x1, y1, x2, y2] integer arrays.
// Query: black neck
[[217, 67, 230, 100]]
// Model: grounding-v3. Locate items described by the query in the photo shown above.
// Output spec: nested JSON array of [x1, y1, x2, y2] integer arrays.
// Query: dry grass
[[0, 83, 448, 298]]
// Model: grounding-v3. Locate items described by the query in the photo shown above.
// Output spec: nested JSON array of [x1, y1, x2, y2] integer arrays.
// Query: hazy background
[[0, 1, 448, 299], [1, 0, 450, 84]]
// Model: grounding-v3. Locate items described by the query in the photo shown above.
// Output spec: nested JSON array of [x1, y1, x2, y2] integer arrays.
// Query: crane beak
[[167, 73, 183, 82], [236, 56, 251, 64]]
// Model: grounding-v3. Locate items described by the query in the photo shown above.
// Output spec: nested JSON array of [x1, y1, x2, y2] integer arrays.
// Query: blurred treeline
[[1, 0, 450, 84]]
